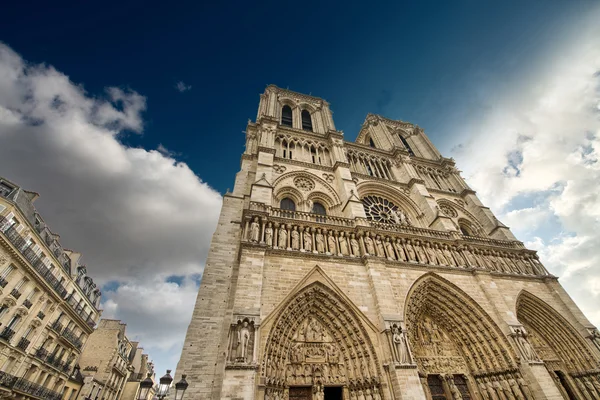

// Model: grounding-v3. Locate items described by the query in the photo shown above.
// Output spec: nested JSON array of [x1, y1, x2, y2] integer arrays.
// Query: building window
[[0, 265, 15, 280], [399, 134, 415, 156], [427, 375, 447, 400], [312, 202, 326, 216], [301, 110, 313, 131], [281, 105, 293, 127], [280, 198, 296, 211], [369, 137, 376, 148]]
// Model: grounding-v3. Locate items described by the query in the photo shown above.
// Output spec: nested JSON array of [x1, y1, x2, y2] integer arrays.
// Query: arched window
[[399, 135, 415, 156], [280, 198, 296, 211], [281, 105, 293, 127], [369, 137, 376, 148], [312, 202, 326, 216], [301, 110, 313, 131]]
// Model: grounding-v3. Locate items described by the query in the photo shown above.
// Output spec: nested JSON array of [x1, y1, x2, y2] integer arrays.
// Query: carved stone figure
[[443, 245, 456, 266], [448, 378, 463, 400], [327, 231, 337, 254], [315, 229, 325, 253], [508, 378, 525, 400], [303, 228, 312, 252], [338, 232, 349, 256], [384, 237, 396, 260], [391, 324, 410, 364], [424, 242, 437, 264], [395, 238, 407, 261], [404, 239, 417, 262], [350, 233, 360, 256], [414, 240, 427, 263], [265, 223, 273, 246], [434, 243, 448, 265], [236, 320, 251, 362], [249, 217, 260, 242], [364, 233, 375, 255], [375, 235, 385, 258], [278, 225, 287, 249], [291, 227, 300, 250], [514, 329, 537, 361], [589, 328, 600, 351]]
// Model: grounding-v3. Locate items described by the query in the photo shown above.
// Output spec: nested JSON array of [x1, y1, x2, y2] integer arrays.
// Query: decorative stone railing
[[242, 208, 549, 277]]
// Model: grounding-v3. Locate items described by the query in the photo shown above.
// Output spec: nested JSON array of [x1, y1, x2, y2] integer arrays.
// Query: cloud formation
[[175, 81, 192, 92], [0, 42, 222, 375], [449, 11, 600, 327]]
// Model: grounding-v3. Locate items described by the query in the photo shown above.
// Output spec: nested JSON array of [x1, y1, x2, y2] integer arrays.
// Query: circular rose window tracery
[[362, 195, 400, 223]]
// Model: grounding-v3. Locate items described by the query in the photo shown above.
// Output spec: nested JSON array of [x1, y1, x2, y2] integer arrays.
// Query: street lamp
[[156, 370, 173, 399], [137, 373, 154, 400], [173, 374, 189, 400]]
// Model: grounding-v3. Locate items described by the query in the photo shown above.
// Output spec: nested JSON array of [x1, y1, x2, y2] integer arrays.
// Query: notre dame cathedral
[[175, 86, 600, 400]]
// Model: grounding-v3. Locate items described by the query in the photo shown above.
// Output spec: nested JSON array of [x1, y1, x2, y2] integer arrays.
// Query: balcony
[[35, 347, 48, 360], [0, 277, 7, 288], [66, 295, 97, 328], [0, 327, 15, 342], [16, 337, 30, 351], [37, 311, 45, 320], [0, 371, 17, 390], [9, 288, 21, 299], [0, 217, 98, 329], [13, 377, 62, 400], [44, 354, 66, 371], [23, 299, 32, 309], [61, 327, 83, 350], [50, 320, 64, 334]]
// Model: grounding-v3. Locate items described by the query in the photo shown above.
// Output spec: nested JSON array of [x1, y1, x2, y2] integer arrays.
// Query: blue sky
[[1, 0, 599, 386]]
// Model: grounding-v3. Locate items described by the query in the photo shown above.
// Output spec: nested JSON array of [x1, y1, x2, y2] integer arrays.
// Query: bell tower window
[[281, 105, 293, 127], [301, 110, 313, 131], [369, 137, 376, 148], [399, 134, 415, 156], [311, 202, 326, 216]]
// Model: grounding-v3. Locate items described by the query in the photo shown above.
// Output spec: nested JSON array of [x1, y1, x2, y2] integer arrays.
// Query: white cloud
[[174, 81, 192, 92], [0, 42, 222, 376], [449, 9, 600, 328]]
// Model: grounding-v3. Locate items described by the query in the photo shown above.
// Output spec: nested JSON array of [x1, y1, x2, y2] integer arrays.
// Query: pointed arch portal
[[404, 273, 535, 400], [262, 281, 383, 400], [516, 291, 600, 399]]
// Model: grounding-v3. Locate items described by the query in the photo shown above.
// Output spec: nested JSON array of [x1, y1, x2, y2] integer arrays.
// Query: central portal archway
[[405, 273, 530, 400], [261, 281, 383, 400]]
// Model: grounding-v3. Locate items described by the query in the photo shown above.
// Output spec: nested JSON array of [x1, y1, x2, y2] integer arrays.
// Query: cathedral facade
[[175, 86, 600, 400]]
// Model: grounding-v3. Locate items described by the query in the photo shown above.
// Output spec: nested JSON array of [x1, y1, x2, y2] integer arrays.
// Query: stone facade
[[175, 85, 600, 399], [76, 319, 140, 400], [0, 177, 102, 400]]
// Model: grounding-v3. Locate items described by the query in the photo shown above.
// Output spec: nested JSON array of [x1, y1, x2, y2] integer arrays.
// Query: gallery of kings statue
[[174, 86, 600, 400]]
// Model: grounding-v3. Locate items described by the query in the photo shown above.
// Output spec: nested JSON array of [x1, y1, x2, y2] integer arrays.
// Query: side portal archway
[[405, 273, 531, 400], [516, 290, 600, 399], [261, 281, 383, 400]]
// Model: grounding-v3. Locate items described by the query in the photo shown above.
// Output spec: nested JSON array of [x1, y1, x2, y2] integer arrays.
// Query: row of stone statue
[[471, 372, 533, 400], [572, 374, 600, 400], [245, 217, 548, 276]]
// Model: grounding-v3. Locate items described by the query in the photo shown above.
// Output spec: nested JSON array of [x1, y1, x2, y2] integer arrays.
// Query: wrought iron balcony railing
[[0, 277, 7, 288], [13, 377, 62, 400], [50, 320, 64, 333], [0, 370, 17, 390], [16, 337, 30, 351], [61, 327, 83, 350], [37, 311, 45, 320], [0, 217, 99, 329], [22, 299, 32, 309], [9, 288, 21, 299], [0, 327, 15, 342], [35, 347, 48, 360]]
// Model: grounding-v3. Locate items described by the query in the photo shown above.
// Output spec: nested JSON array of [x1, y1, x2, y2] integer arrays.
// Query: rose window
[[362, 195, 400, 223]]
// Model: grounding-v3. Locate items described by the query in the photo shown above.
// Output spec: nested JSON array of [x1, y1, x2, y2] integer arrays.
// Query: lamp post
[[156, 370, 173, 400], [137, 373, 154, 400], [173, 374, 189, 400]]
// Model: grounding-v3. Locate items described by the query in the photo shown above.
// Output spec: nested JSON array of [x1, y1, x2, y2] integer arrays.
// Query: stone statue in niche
[[249, 217, 260, 242], [364, 233, 375, 255], [513, 328, 538, 361], [391, 323, 411, 364], [315, 229, 325, 253], [278, 225, 287, 249], [350, 233, 360, 256], [375, 235, 385, 258], [230, 318, 255, 364], [303, 227, 312, 252], [291, 226, 300, 250], [446, 376, 463, 400], [327, 231, 337, 255], [338, 232, 349, 256], [265, 223, 273, 246], [589, 328, 600, 351], [385, 237, 396, 260]]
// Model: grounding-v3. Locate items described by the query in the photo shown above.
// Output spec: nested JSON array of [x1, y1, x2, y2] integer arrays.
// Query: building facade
[[77, 319, 136, 400], [0, 177, 102, 400], [175, 85, 600, 400], [121, 342, 155, 400]]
